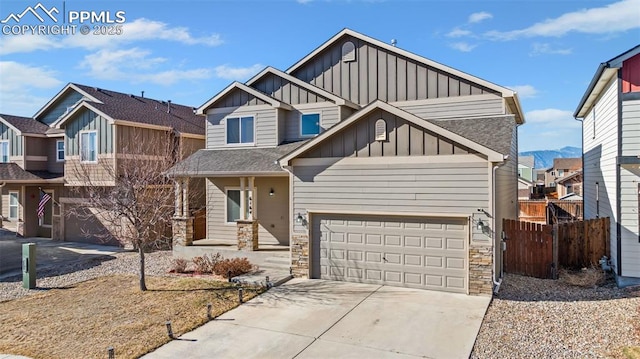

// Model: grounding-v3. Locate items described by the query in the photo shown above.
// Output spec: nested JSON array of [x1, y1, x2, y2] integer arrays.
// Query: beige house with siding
[[169, 29, 524, 295], [0, 83, 204, 244]]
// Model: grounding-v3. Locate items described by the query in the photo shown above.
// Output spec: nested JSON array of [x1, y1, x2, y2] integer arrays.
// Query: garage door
[[312, 214, 468, 293]]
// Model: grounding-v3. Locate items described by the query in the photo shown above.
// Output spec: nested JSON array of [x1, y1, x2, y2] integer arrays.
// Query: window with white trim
[[225, 188, 256, 223], [8, 191, 19, 220], [80, 131, 97, 162], [56, 140, 65, 162], [300, 113, 320, 137], [0, 141, 9, 163], [226, 116, 254, 144]]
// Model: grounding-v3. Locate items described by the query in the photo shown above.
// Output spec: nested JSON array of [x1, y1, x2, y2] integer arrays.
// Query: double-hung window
[[0, 141, 9, 163], [56, 140, 65, 162], [226, 116, 254, 145], [225, 188, 255, 223], [8, 191, 19, 220], [80, 131, 97, 162], [300, 113, 320, 137]]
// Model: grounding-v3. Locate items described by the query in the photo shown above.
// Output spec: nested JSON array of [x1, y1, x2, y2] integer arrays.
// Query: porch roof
[[0, 163, 64, 183], [167, 140, 307, 177]]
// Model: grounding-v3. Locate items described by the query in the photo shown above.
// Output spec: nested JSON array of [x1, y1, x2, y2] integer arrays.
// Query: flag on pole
[[37, 189, 51, 218]]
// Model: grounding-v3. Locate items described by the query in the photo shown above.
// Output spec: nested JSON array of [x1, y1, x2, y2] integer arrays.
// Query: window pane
[[57, 141, 64, 160], [227, 118, 240, 143], [0, 142, 8, 163], [89, 133, 96, 161], [226, 190, 241, 222], [301, 114, 320, 136], [240, 117, 254, 143], [9, 192, 18, 219]]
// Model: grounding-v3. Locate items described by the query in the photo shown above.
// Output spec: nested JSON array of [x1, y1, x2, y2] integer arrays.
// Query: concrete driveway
[[144, 279, 491, 359]]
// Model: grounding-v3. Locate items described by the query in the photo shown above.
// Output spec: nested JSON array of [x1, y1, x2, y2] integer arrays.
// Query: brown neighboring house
[[556, 170, 583, 199], [0, 83, 205, 243], [545, 158, 582, 188]]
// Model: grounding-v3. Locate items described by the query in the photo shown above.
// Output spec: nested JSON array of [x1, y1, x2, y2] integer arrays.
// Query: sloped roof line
[[197, 81, 293, 115], [33, 83, 102, 120]]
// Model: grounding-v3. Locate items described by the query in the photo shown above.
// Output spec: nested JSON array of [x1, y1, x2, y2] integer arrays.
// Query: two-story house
[[544, 158, 582, 188], [575, 45, 640, 286], [1, 83, 205, 244], [170, 29, 524, 295]]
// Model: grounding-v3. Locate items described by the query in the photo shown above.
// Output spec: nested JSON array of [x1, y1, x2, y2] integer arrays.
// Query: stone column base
[[291, 233, 309, 278], [469, 244, 493, 295], [237, 220, 258, 251], [173, 217, 194, 246]]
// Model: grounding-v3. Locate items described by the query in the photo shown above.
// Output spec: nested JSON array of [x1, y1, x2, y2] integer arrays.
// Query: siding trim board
[[198, 82, 292, 115], [617, 72, 623, 276]]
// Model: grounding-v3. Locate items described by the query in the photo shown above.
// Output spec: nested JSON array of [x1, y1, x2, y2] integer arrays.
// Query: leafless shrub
[[559, 267, 606, 287], [213, 258, 254, 278], [171, 258, 188, 273]]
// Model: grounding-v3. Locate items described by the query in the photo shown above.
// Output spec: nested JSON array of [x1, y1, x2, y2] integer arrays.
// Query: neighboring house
[[575, 44, 640, 286], [556, 169, 583, 198], [169, 29, 524, 295], [518, 177, 534, 200], [518, 155, 535, 182], [544, 158, 582, 188], [0, 83, 205, 243]]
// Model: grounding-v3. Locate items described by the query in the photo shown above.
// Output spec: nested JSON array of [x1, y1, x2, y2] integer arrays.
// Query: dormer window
[[300, 113, 321, 137], [226, 116, 254, 145]]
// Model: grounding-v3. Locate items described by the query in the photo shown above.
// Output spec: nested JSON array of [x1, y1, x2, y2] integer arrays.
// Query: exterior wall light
[[477, 219, 485, 231], [269, 188, 274, 196], [295, 213, 308, 227]]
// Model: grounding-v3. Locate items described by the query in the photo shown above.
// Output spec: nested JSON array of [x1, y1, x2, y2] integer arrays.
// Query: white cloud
[[530, 43, 572, 56], [0, 18, 223, 54], [80, 48, 213, 86], [519, 108, 582, 151], [0, 61, 62, 115], [525, 109, 575, 124], [214, 64, 264, 80], [446, 28, 472, 38], [485, 0, 640, 40], [449, 42, 477, 52], [468, 12, 492, 24], [508, 85, 539, 99]]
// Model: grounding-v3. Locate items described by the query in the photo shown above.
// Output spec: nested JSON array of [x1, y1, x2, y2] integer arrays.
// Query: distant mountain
[[520, 146, 582, 169]]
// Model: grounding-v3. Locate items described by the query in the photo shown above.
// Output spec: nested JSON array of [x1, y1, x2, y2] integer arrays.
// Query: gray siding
[[620, 98, 640, 277], [206, 177, 289, 245], [206, 107, 277, 148], [301, 109, 474, 158], [47, 137, 65, 174], [0, 122, 23, 157], [65, 108, 114, 156], [396, 95, 505, 120], [24, 137, 48, 171], [291, 35, 498, 105], [582, 77, 619, 270], [252, 73, 331, 105], [213, 88, 268, 108], [291, 159, 489, 233], [284, 104, 340, 142], [39, 91, 84, 125]]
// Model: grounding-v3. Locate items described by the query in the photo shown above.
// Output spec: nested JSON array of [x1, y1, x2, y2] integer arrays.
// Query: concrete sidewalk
[[143, 279, 491, 358]]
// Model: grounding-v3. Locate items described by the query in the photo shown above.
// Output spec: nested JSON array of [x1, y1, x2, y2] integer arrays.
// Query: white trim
[[305, 209, 471, 219], [279, 101, 505, 165], [55, 102, 113, 129], [290, 154, 487, 167], [205, 104, 274, 115], [56, 139, 65, 162], [34, 83, 102, 120], [224, 186, 258, 224], [113, 119, 171, 132], [79, 130, 98, 163], [179, 132, 206, 140], [0, 140, 9, 163], [64, 181, 115, 186], [25, 156, 47, 162], [388, 93, 501, 108], [299, 112, 321, 138], [0, 116, 24, 136], [197, 82, 292, 115], [8, 190, 19, 220], [224, 115, 256, 146]]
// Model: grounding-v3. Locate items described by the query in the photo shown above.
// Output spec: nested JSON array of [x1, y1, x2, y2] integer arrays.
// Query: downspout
[[0, 182, 4, 229], [492, 156, 508, 294]]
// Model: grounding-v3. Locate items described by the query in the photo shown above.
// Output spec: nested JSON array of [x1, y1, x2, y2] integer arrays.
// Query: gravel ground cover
[[472, 273, 640, 359]]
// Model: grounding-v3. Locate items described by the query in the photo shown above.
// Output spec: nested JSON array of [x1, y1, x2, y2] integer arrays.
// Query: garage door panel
[[314, 214, 469, 293]]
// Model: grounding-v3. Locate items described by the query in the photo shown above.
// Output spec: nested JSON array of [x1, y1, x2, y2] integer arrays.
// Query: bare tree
[[66, 128, 197, 291]]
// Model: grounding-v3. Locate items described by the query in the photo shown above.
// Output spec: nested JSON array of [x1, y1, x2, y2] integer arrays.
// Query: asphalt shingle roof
[[0, 163, 64, 182], [72, 84, 205, 136], [0, 114, 50, 135], [167, 141, 307, 176], [427, 115, 516, 156]]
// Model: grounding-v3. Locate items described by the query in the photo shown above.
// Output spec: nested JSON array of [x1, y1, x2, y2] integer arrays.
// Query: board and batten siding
[[206, 177, 289, 245], [213, 88, 268, 108], [291, 158, 489, 233], [620, 97, 640, 277], [47, 137, 64, 174], [0, 122, 23, 157], [395, 94, 505, 120], [291, 35, 499, 105], [65, 109, 114, 156], [251, 73, 331, 105], [582, 77, 619, 269], [284, 104, 340, 142], [39, 91, 85, 125], [206, 107, 278, 148]]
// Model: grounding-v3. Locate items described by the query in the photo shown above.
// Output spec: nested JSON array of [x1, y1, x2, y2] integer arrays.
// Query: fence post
[[552, 224, 559, 279]]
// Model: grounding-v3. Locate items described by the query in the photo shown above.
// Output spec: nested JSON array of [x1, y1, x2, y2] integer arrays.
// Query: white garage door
[[312, 214, 469, 293]]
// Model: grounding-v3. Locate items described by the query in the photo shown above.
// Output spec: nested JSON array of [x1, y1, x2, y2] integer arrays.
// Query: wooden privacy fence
[[503, 217, 610, 279], [518, 200, 583, 224]]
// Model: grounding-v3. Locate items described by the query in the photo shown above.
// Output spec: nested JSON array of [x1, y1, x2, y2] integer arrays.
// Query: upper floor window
[[226, 116, 254, 145], [300, 113, 320, 137], [557, 169, 564, 177], [56, 140, 65, 162], [0, 141, 8, 163], [80, 131, 97, 162]]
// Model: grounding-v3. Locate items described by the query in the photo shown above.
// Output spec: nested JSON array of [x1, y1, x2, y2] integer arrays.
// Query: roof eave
[[55, 102, 113, 129], [168, 170, 287, 178], [197, 82, 292, 115]]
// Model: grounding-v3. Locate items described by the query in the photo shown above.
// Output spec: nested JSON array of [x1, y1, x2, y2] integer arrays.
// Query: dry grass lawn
[[0, 275, 263, 359]]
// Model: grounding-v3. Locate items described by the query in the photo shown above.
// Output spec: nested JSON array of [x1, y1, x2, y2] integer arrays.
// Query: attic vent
[[375, 119, 386, 141], [342, 41, 356, 62]]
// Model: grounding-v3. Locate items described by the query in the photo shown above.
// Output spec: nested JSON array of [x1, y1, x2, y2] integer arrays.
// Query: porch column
[[237, 176, 258, 251], [239, 177, 246, 220], [182, 178, 189, 218], [174, 179, 183, 217], [248, 176, 255, 220], [172, 178, 193, 247]]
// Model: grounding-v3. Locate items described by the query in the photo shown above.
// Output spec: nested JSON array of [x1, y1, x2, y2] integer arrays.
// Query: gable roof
[[557, 169, 583, 184], [574, 45, 640, 118], [53, 84, 205, 136], [279, 101, 509, 165], [553, 157, 582, 171], [197, 81, 293, 115], [0, 114, 49, 135], [286, 28, 524, 124], [245, 66, 360, 109], [33, 83, 102, 120]]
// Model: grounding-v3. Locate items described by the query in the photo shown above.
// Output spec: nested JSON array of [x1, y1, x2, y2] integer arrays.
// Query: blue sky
[[0, 0, 638, 151]]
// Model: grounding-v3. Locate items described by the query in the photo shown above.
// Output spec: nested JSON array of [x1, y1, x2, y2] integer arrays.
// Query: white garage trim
[[306, 209, 471, 219]]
